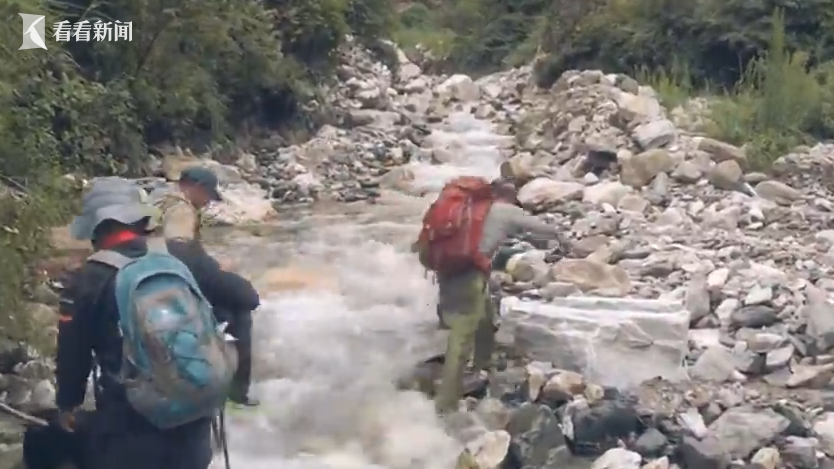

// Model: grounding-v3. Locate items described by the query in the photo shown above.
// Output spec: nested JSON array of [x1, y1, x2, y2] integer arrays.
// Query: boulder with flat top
[[500, 296, 689, 388]]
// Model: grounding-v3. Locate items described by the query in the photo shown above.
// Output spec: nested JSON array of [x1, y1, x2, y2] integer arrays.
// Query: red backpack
[[416, 176, 494, 274]]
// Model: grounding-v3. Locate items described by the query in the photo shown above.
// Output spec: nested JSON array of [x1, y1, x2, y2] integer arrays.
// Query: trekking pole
[[0, 402, 47, 427], [212, 406, 232, 469]]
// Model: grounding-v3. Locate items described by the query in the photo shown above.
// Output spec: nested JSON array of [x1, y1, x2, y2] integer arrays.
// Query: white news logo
[[20, 14, 47, 50], [19, 14, 133, 48], [53, 20, 132, 42]]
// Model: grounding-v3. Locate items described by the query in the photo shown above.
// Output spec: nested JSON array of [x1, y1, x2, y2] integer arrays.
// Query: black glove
[[491, 247, 526, 272]]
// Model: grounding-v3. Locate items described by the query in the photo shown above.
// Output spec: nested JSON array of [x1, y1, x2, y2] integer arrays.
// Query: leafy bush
[[534, 0, 834, 89], [344, 0, 396, 47], [0, 0, 396, 346], [631, 10, 834, 170], [706, 12, 834, 169], [634, 59, 696, 109], [0, 0, 79, 344], [393, 3, 458, 60], [393, 0, 550, 75]]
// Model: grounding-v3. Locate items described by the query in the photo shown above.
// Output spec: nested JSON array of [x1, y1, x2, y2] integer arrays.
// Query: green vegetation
[[394, 0, 549, 73], [0, 0, 395, 345], [632, 11, 834, 170], [702, 14, 834, 169], [5, 0, 834, 346], [393, 0, 834, 170]]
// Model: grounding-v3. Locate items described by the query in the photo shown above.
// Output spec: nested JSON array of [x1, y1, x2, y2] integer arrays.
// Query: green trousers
[[434, 269, 495, 413]]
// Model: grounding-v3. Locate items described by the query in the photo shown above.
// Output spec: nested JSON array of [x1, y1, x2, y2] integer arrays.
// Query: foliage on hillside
[[700, 13, 834, 169], [394, 0, 834, 170], [525, 0, 834, 167], [394, 0, 549, 74], [0, 0, 394, 346], [534, 0, 834, 89], [396, 0, 834, 82]]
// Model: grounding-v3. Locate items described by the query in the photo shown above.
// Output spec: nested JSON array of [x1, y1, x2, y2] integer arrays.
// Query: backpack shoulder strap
[[88, 250, 133, 269]]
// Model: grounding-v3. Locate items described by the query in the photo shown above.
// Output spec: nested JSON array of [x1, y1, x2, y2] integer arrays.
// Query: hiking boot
[[229, 395, 260, 407]]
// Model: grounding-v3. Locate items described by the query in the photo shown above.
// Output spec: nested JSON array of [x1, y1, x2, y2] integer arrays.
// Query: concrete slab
[[500, 296, 690, 388]]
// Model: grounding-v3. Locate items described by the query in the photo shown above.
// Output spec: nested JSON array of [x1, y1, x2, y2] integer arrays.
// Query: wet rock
[[750, 447, 781, 469], [0, 342, 29, 375], [502, 297, 689, 387], [620, 149, 675, 188], [506, 251, 549, 283], [633, 427, 669, 458], [632, 120, 676, 150], [677, 408, 708, 439], [755, 180, 802, 205], [583, 181, 632, 206], [592, 447, 642, 469], [780, 436, 818, 469], [465, 430, 511, 469], [436, 74, 481, 102], [707, 406, 789, 458], [804, 286, 834, 353], [476, 398, 511, 431], [671, 161, 703, 183], [730, 306, 779, 329], [550, 259, 631, 295], [564, 397, 642, 456], [707, 160, 743, 191], [506, 403, 574, 469], [678, 436, 731, 469], [684, 275, 711, 324], [697, 138, 746, 164], [539, 370, 585, 406], [517, 178, 584, 211], [690, 346, 737, 382], [814, 412, 834, 457]]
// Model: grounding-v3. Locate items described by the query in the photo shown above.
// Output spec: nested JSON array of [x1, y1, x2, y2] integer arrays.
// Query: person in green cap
[[155, 166, 259, 407], [155, 166, 223, 242]]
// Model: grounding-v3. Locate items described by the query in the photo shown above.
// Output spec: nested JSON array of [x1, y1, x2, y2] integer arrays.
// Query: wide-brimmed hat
[[69, 177, 159, 240]]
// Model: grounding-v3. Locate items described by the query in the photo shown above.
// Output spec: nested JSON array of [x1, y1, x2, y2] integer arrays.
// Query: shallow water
[[210, 113, 505, 469]]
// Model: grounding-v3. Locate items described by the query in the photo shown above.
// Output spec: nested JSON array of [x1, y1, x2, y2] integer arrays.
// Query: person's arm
[[161, 200, 198, 240], [168, 239, 260, 312], [503, 204, 560, 241], [55, 269, 94, 411]]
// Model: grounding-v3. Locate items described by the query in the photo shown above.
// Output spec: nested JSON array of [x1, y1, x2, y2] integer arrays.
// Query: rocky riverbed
[[4, 36, 834, 469]]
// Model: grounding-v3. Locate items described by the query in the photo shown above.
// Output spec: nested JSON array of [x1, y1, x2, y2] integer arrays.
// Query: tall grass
[[635, 58, 695, 109], [640, 9, 834, 170], [706, 10, 827, 169]]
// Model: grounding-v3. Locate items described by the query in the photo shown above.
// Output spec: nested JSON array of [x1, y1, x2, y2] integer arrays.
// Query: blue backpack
[[88, 239, 237, 429]]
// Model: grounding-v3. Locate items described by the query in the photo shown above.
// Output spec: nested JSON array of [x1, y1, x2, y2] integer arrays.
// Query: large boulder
[[500, 296, 690, 388]]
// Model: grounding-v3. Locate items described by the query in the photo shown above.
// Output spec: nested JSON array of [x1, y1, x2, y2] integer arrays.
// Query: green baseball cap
[[180, 166, 223, 202]]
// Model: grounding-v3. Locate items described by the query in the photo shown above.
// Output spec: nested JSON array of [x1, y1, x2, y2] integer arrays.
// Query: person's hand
[[219, 257, 237, 271], [56, 408, 77, 433]]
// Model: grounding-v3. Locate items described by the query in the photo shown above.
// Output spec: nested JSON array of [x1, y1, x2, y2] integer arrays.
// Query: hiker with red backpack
[[412, 177, 563, 413]]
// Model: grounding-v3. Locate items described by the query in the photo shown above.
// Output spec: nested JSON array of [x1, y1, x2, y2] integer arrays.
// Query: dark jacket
[[56, 236, 260, 411]]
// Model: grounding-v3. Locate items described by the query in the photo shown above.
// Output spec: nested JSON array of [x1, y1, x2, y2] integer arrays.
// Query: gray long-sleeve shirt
[[478, 202, 560, 257]]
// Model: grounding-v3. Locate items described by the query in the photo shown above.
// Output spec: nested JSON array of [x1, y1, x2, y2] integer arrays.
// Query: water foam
[[214, 112, 504, 468]]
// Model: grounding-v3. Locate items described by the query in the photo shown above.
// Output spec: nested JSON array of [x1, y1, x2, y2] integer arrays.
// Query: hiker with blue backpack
[[55, 177, 260, 469]]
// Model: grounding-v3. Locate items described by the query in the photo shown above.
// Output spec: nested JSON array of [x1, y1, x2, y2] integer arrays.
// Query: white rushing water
[[211, 113, 508, 469]]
